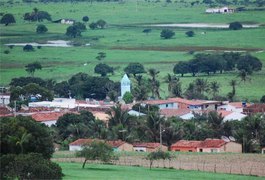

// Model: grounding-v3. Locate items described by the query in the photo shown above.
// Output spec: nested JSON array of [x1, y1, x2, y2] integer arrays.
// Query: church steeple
[[121, 74, 131, 98]]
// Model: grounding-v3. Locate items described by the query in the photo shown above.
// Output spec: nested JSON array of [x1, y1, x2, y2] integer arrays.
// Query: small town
[[1, 0, 265, 179]]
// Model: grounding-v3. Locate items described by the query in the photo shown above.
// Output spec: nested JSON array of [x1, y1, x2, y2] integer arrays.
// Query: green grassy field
[[58, 162, 262, 180], [1, 0, 265, 100]]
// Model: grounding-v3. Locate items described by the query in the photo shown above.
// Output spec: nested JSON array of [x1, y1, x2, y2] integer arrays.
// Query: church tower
[[121, 74, 131, 98]]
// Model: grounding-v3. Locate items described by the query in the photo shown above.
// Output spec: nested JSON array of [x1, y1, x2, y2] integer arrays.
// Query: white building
[[206, 7, 234, 14], [0, 94, 10, 106], [121, 74, 131, 98]]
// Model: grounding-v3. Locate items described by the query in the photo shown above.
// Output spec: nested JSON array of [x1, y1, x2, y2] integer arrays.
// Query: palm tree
[[194, 78, 209, 95], [164, 74, 182, 97], [8, 132, 31, 154], [145, 112, 165, 142], [107, 104, 131, 128], [238, 70, 251, 83], [230, 79, 237, 96], [210, 81, 220, 98], [148, 68, 161, 99]]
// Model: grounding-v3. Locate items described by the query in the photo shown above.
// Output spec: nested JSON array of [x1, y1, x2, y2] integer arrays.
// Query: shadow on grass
[[83, 167, 117, 172]]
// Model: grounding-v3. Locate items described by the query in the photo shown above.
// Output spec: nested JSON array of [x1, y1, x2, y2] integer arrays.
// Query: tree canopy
[[36, 24, 48, 34], [24, 8, 52, 22], [124, 63, 145, 77], [160, 29, 175, 39], [0, 13, 16, 26], [25, 61, 42, 77], [229, 21, 243, 30], [94, 63, 114, 77], [0, 116, 54, 159]]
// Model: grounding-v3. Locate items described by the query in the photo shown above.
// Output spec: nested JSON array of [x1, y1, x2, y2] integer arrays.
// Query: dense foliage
[[0, 153, 63, 179], [0, 13, 15, 26], [0, 116, 54, 158]]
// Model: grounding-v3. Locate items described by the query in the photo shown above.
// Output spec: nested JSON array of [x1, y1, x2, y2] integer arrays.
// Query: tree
[[94, 63, 114, 77], [96, 52, 106, 61], [194, 78, 209, 95], [237, 70, 251, 83], [164, 74, 182, 97], [210, 81, 220, 98], [0, 153, 63, 180], [66, 25, 81, 38], [122, 92, 134, 104], [260, 95, 265, 103], [96, 19, 107, 29], [10, 77, 47, 87], [23, 44, 34, 52], [73, 22, 86, 31], [82, 16, 89, 23], [25, 62, 42, 77], [77, 141, 116, 168], [36, 24, 48, 34], [227, 80, 237, 101], [0, 116, 54, 158], [160, 29, 175, 39], [148, 68, 161, 99], [143, 28, 152, 35], [229, 21, 243, 30], [89, 22, 98, 30], [173, 61, 190, 77], [0, 13, 16, 26], [237, 54, 262, 74], [146, 150, 171, 169], [185, 30, 195, 37], [23, 9, 51, 22], [124, 63, 145, 77]]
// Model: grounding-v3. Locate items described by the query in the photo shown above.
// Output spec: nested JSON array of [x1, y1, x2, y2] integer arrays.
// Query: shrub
[[4, 50, 10, 54], [122, 92, 134, 104], [23, 44, 34, 52], [0, 153, 63, 180], [160, 29, 175, 39], [185, 30, 195, 37], [36, 24, 48, 34], [229, 22, 243, 30]]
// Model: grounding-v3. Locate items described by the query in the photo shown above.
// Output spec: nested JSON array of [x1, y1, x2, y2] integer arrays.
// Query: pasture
[[1, 0, 265, 100], [58, 162, 263, 180]]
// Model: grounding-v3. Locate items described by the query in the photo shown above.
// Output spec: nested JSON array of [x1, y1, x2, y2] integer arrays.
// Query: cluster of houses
[[68, 138, 242, 153], [1, 74, 265, 153]]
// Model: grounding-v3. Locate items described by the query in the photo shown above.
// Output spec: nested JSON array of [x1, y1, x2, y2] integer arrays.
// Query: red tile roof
[[106, 140, 126, 148], [69, 138, 96, 146], [160, 109, 191, 118], [229, 102, 250, 108], [31, 112, 65, 122], [143, 99, 176, 105], [69, 138, 127, 148], [133, 142, 162, 149], [171, 140, 202, 148], [198, 139, 226, 148], [217, 110, 233, 117], [169, 98, 220, 106]]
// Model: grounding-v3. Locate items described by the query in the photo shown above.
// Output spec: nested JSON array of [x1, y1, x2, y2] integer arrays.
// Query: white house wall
[[133, 147, 146, 152], [42, 120, 57, 127], [69, 145, 82, 151], [158, 103, 178, 109], [180, 113, 194, 120], [224, 113, 246, 121]]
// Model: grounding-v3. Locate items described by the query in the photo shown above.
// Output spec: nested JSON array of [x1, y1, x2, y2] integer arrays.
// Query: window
[[166, 104, 168, 108], [199, 149, 203, 152], [188, 150, 192, 152]]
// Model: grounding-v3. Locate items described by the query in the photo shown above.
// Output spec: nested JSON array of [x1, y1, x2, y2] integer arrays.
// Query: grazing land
[[1, 0, 265, 100], [58, 162, 263, 180], [53, 151, 265, 177]]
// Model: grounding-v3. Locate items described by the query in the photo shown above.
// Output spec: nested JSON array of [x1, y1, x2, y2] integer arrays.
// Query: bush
[[36, 24, 48, 34], [122, 92, 134, 104], [185, 30, 195, 37], [229, 22, 243, 30], [82, 16, 89, 22], [89, 22, 98, 30], [0, 153, 63, 180], [160, 29, 175, 39], [23, 44, 34, 52], [4, 50, 10, 54]]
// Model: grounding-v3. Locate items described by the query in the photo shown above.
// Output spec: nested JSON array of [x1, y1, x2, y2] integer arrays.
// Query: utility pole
[[14, 100, 16, 117]]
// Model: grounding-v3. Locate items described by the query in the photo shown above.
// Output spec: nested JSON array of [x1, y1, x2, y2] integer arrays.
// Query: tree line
[[173, 53, 262, 77]]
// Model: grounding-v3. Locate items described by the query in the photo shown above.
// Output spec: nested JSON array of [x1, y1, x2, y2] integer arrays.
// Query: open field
[[53, 151, 265, 177], [58, 162, 263, 179], [1, 0, 265, 100]]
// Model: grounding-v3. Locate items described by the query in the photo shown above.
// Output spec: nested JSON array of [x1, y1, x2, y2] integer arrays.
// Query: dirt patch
[[111, 46, 263, 52]]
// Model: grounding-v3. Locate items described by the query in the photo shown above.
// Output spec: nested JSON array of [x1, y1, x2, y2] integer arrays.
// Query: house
[[243, 104, 265, 115], [197, 139, 242, 153], [142, 99, 178, 109], [169, 97, 221, 111], [218, 110, 247, 121], [160, 109, 194, 120], [69, 138, 133, 152], [206, 7, 234, 14], [61, 19, 75, 25], [218, 102, 250, 113], [31, 112, 65, 126], [106, 140, 134, 152], [133, 142, 167, 152], [171, 140, 202, 152], [262, 147, 265, 154], [0, 94, 10, 106]]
